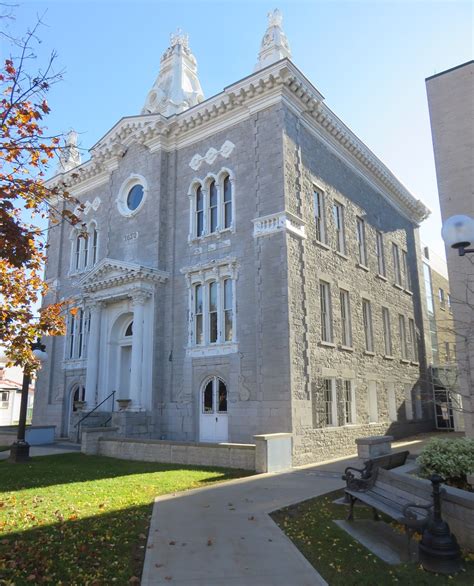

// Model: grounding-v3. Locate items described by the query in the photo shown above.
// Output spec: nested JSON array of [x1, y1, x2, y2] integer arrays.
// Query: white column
[[129, 292, 148, 408], [84, 301, 103, 407]]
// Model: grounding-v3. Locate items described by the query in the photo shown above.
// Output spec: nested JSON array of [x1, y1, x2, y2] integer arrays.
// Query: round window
[[127, 185, 144, 211]]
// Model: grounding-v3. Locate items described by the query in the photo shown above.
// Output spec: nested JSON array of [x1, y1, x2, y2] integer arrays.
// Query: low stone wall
[[85, 434, 255, 470], [388, 465, 474, 552], [294, 420, 433, 466]]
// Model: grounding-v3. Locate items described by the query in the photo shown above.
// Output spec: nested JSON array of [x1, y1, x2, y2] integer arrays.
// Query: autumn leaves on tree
[[1, 19, 79, 369]]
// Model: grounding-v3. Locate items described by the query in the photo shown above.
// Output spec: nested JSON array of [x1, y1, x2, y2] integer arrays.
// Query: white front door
[[199, 378, 228, 443]]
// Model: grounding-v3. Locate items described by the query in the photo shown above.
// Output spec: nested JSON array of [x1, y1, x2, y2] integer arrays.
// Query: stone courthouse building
[[34, 11, 434, 464]]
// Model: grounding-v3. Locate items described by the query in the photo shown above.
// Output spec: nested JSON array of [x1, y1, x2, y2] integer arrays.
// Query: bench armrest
[[400, 503, 433, 530], [342, 466, 365, 480], [343, 465, 375, 491]]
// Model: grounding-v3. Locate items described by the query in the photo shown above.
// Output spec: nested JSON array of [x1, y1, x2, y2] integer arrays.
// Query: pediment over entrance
[[79, 258, 169, 294]]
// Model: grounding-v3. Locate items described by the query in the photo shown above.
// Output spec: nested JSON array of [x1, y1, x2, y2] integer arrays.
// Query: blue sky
[[5, 0, 473, 261]]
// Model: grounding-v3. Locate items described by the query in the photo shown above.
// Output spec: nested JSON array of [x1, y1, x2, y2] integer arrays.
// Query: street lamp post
[[8, 339, 48, 463]]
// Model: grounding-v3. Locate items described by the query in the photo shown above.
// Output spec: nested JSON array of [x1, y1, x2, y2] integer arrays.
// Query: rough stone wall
[[282, 106, 434, 465], [430, 268, 457, 364]]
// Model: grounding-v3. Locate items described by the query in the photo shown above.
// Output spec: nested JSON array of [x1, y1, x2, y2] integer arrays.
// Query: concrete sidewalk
[[142, 464, 344, 586], [0, 442, 80, 461]]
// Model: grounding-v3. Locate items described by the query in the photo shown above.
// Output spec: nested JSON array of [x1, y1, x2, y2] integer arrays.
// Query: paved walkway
[[0, 442, 80, 460], [142, 463, 345, 586], [142, 431, 460, 586]]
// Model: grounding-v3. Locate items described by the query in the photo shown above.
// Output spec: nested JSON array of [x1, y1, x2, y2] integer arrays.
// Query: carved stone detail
[[253, 211, 306, 239], [189, 140, 235, 170]]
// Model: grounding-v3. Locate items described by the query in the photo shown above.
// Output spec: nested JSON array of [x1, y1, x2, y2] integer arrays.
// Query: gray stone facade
[[34, 56, 433, 464]]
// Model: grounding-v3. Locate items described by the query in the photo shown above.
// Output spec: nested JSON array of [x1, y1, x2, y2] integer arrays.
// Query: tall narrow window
[[223, 175, 232, 229], [77, 309, 84, 358], [209, 281, 218, 343], [313, 188, 326, 244], [445, 342, 450, 362], [92, 228, 98, 265], [209, 180, 218, 233], [362, 299, 374, 352], [333, 202, 345, 254], [320, 281, 332, 343], [323, 379, 335, 426], [402, 251, 411, 290], [83, 235, 89, 269], [196, 186, 204, 237], [439, 288, 445, 309], [223, 278, 233, 342], [447, 293, 452, 312], [386, 382, 397, 422], [68, 314, 75, 359], [399, 314, 408, 360], [376, 231, 386, 276], [195, 284, 203, 345], [408, 318, 418, 362], [382, 307, 392, 356], [75, 236, 81, 271], [343, 380, 355, 424], [340, 289, 352, 347], [356, 217, 367, 266], [393, 243, 402, 286]]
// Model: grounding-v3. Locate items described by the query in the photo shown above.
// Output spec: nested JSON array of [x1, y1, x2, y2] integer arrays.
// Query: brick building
[[34, 11, 434, 463]]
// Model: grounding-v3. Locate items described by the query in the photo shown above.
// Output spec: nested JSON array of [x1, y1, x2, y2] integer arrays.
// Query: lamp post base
[[8, 441, 31, 463]]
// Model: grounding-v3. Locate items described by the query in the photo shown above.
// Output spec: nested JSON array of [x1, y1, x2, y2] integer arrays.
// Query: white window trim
[[64, 307, 90, 361], [382, 306, 392, 357], [188, 169, 235, 242], [322, 378, 337, 427], [376, 231, 386, 276], [356, 217, 368, 267], [320, 280, 333, 343], [362, 299, 374, 352], [69, 221, 100, 275], [333, 201, 346, 254], [392, 243, 402, 286], [368, 380, 378, 423], [184, 259, 239, 356], [116, 173, 148, 218], [340, 289, 352, 348]]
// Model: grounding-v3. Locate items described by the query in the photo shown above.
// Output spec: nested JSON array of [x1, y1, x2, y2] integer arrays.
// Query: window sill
[[334, 250, 349, 260], [319, 341, 336, 348], [404, 289, 413, 296], [314, 239, 331, 251], [393, 283, 404, 291], [400, 359, 410, 364], [376, 274, 387, 282], [411, 361, 420, 366], [357, 263, 369, 272], [383, 355, 395, 361], [440, 307, 446, 311], [364, 350, 376, 356], [188, 227, 234, 245], [340, 345, 354, 352], [186, 343, 238, 357]]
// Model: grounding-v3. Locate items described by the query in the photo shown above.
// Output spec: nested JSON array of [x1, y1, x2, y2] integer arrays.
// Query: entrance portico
[[78, 258, 168, 412]]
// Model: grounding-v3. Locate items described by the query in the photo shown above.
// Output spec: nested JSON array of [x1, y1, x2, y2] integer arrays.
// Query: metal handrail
[[75, 390, 116, 442]]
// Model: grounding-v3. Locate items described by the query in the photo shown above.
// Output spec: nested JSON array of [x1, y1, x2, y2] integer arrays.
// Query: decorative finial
[[268, 8, 283, 27], [255, 8, 292, 71], [142, 30, 204, 116], [170, 28, 189, 50], [58, 129, 81, 172]]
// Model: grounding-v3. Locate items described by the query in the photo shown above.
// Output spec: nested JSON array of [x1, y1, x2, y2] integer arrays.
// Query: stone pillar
[[84, 301, 103, 407], [129, 292, 148, 408]]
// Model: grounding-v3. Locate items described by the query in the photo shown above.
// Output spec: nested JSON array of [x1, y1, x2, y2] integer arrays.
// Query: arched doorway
[[65, 383, 85, 436], [199, 377, 228, 443]]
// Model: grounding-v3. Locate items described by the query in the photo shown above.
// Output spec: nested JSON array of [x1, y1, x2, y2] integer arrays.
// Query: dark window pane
[[197, 211, 204, 237], [196, 186, 203, 211], [209, 181, 217, 206], [209, 282, 217, 312], [203, 381, 213, 413], [210, 207, 218, 233], [125, 321, 133, 337], [210, 313, 218, 343], [218, 380, 227, 412], [223, 176, 231, 202], [127, 185, 144, 211], [224, 203, 232, 228]]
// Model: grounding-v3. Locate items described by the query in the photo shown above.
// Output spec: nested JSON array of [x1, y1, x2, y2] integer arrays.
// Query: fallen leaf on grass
[[169, 541, 176, 545], [129, 577, 140, 583]]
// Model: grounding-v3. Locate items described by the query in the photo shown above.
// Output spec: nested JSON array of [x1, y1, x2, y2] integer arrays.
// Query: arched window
[[71, 385, 85, 411], [223, 174, 232, 229], [201, 378, 228, 414], [196, 185, 204, 237], [209, 180, 218, 233], [83, 234, 89, 268], [194, 284, 203, 344], [74, 234, 81, 271], [125, 321, 133, 337], [92, 227, 98, 265]]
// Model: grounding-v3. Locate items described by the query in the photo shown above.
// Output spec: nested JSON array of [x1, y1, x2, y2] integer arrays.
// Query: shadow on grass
[[0, 503, 152, 584], [0, 452, 250, 492]]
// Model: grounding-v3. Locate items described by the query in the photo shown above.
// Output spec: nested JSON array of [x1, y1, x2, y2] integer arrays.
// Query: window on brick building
[[313, 188, 327, 244], [376, 231, 386, 276], [333, 201, 345, 254], [362, 299, 374, 352], [356, 217, 368, 267], [320, 281, 333, 343], [339, 289, 352, 347], [382, 307, 392, 356]]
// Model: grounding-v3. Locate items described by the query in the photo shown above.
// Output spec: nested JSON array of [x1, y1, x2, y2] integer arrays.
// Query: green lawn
[[271, 489, 474, 586], [0, 453, 250, 584]]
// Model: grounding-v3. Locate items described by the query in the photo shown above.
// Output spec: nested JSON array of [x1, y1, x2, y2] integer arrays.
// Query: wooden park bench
[[342, 451, 434, 552]]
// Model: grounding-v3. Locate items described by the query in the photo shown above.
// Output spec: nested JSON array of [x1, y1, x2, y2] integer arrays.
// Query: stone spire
[[142, 29, 205, 117], [255, 9, 292, 71], [57, 129, 82, 172]]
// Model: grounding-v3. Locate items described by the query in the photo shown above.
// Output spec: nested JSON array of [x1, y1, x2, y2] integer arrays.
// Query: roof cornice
[[48, 59, 429, 223]]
